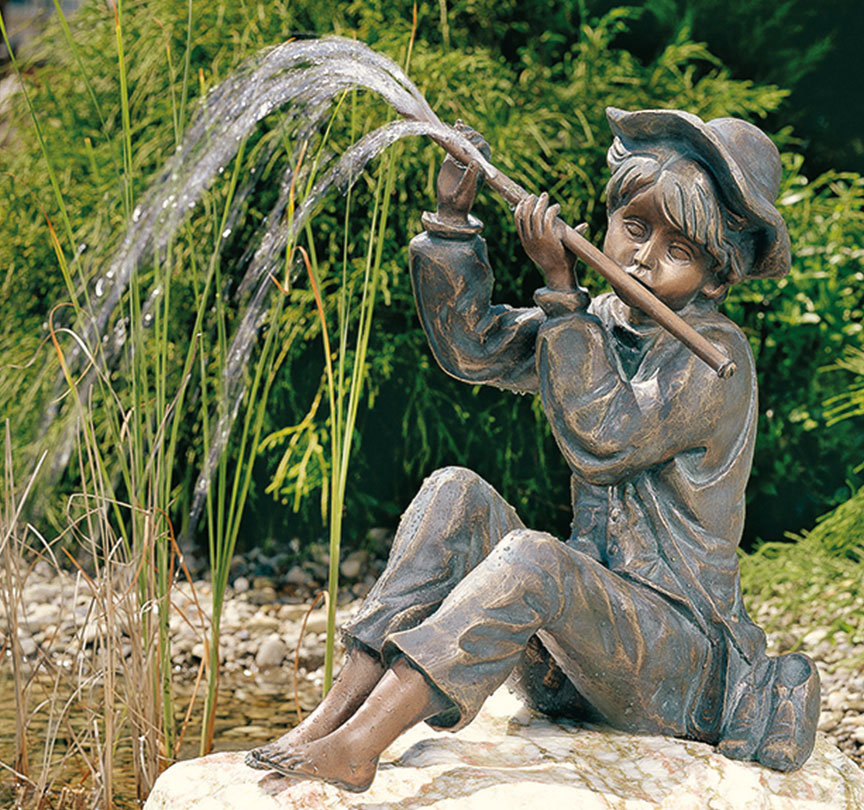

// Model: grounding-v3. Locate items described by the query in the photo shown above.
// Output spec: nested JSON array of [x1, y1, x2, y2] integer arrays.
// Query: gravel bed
[[3, 553, 862, 769]]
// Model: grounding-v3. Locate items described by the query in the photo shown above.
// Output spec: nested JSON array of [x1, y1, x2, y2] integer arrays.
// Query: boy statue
[[246, 107, 820, 792]]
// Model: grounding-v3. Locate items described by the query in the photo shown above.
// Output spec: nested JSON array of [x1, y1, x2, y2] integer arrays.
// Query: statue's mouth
[[618, 272, 654, 308], [624, 271, 653, 293]]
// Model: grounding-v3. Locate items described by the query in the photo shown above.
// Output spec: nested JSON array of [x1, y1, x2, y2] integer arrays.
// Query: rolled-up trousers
[[342, 467, 723, 740]]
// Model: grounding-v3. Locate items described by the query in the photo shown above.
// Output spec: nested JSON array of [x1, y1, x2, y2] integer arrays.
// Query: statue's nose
[[633, 239, 657, 271]]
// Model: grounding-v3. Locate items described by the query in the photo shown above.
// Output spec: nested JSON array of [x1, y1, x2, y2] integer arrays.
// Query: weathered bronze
[[245, 107, 820, 792], [422, 115, 738, 378]]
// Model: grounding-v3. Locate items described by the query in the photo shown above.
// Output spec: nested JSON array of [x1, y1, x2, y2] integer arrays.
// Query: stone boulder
[[144, 689, 864, 809]]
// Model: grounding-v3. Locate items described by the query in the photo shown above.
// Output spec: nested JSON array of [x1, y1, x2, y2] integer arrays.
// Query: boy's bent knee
[[497, 529, 561, 563], [422, 466, 495, 504], [426, 465, 484, 488]]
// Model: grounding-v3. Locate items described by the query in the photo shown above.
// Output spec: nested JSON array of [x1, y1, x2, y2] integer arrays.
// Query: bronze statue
[[245, 107, 820, 792]]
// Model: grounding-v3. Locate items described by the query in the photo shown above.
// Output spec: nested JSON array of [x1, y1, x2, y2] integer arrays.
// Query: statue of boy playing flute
[[246, 107, 820, 792]]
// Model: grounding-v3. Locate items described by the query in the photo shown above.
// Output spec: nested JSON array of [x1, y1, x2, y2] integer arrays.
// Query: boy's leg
[[247, 466, 523, 768], [385, 528, 716, 738], [246, 644, 384, 769], [342, 465, 525, 657], [507, 635, 603, 724], [258, 528, 715, 792]]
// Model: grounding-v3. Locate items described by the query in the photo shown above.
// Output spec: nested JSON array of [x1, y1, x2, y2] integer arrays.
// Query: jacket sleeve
[[409, 230, 546, 394], [536, 310, 751, 485]]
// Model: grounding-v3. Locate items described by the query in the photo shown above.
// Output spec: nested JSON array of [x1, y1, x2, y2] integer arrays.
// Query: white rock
[[367, 527, 392, 544], [23, 582, 57, 603], [827, 691, 848, 712], [82, 620, 104, 645], [25, 602, 61, 629], [339, 550, 368, 580], [233, 576, 250, 593], [277, 603, 308, 622], [144, 688, 864, 809], [17, 634, 37, 658], [802, 627, 829, 648], [255, 635, 287, 668], [284, 566, 310, 586], [247, 614, 281, 634], [303, 611, 327, 635]]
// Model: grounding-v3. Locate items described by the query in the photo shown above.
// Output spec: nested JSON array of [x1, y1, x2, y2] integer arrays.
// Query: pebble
[[367, 527, 392, 545], [232, 576, 250, 593], [278, 603, 309, 622], [24, 582, 58, 603], [17, 634, 37, 658], [284, 566, 310, 586], [248, 585, 277, 606], [828, 691, 848, 711], [340, 550, 368, 580], [303, 612, 328, 635], [255, 635, 288, 668], [247, 614, 280, 633], [25, 602, 62, 629], [802, 627, 829, 648]]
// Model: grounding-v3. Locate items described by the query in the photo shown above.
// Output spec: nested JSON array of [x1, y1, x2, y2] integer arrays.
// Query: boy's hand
[[434, 121, 491, 225], [515, 193, 579, 291]]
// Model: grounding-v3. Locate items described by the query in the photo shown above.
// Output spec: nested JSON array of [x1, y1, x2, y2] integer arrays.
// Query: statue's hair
[[606, 138, 754, 288]]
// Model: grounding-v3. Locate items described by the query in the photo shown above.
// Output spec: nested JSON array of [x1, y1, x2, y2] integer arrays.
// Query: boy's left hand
[[515, 193, 578, 291]]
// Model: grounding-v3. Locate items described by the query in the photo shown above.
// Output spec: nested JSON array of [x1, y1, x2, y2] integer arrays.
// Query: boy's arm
[[537, 310, 752, 484], [409, 126, 547, 393], [410, 228, 545, 393]]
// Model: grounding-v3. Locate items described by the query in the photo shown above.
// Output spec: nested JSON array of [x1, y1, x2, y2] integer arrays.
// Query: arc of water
[[45, 36, 485, 535], [187, 117, 465, 530], [48, 33, 729, 542]]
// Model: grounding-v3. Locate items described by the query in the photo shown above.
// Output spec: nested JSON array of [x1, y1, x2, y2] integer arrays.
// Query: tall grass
[[259, 14, 418, 692], [0, 415, 208, 808], [2, 0, 248, 798], [1, 0, 425, 801]]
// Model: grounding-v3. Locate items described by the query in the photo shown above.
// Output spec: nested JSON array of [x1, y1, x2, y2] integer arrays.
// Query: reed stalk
[[0, 3, 212, 802], [319, 20, 418, 692]]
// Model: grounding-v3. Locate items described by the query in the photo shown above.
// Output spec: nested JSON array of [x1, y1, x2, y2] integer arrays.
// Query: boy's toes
[[245, 749, 271, 770], [716, 737, 758, 761]]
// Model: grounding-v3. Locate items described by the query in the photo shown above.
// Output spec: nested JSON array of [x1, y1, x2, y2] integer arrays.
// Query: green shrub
[[726, 167, 864, 542], [1, 0, 862, 555]]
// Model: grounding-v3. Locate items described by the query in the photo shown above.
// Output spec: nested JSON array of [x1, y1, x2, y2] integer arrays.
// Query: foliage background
[[1, 0, 863, 557]]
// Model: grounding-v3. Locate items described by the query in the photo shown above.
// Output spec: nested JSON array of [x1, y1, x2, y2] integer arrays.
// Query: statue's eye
[[624, 218, 647, 239], [668, 242, 694, 262]]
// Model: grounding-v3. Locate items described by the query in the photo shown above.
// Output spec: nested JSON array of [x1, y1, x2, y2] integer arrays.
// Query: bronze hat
[[605, 107, 791, 279]]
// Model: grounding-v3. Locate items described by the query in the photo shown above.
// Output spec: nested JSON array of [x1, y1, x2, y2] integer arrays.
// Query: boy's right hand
[[515, 192, 579, 291], [434, 121, 491, 225]]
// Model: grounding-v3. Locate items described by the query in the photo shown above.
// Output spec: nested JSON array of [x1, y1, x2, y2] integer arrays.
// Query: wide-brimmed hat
[[605, 107, 790, 279]]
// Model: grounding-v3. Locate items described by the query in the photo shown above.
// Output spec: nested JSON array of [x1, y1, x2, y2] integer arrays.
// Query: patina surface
[[246, 108, 820, 790]]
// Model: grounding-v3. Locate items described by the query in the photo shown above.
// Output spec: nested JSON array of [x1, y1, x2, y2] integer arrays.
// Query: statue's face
[[604, 185, 718, 313]]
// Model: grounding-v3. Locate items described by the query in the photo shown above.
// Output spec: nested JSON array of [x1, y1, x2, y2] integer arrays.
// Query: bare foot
[[251, 658, 450, 792], [254, 732, 378, 793], [245, 646, 384, 771]]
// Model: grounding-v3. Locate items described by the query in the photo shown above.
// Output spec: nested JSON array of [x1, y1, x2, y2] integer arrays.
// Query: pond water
[[0, 665, 319, 807]]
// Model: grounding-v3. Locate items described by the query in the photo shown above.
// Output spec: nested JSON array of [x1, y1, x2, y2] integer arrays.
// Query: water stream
[[0, 665, 319, 807], [45, 36, 492, 538]]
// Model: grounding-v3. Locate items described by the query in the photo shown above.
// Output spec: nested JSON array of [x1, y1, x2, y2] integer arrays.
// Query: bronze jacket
[[409, 229, 767, 664]]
